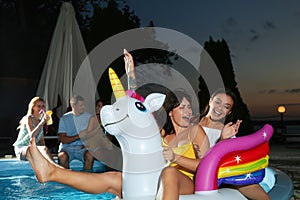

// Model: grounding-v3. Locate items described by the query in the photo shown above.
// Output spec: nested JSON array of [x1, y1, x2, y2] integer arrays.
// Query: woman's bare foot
[[26, 138, 53, 183]]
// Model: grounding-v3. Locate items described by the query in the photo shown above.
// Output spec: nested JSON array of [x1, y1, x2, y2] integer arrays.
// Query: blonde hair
[[17, 97, 45, 129], [27, 97, 45, 115]]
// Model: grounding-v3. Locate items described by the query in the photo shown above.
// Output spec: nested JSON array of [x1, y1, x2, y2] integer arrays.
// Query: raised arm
[[27, 114, 49, 138], [123, 49, 137, 90]]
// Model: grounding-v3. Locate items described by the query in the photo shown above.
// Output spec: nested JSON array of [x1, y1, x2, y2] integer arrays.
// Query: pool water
[[1, 159, 295, 200], [0, 159, 116, 200]]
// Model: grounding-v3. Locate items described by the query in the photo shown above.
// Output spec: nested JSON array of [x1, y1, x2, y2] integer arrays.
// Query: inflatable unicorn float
[[100, 68, 294, 200]]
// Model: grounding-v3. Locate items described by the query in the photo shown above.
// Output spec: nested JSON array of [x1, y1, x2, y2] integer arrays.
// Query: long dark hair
[[200, 88, 237, 124], [155, 89, 192, 135]]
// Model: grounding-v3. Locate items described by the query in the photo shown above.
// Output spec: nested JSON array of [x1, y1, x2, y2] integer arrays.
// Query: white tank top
[[202, 126, 222, 147]]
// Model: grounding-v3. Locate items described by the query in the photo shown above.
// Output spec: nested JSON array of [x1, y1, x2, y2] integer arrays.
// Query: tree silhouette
[[0, 0, 140, 78], [84, 0, 141, 52], [0, 0, 175, 101], [199, 37, 254, 135], [0, 0, 254, 155], [0, 0, 144, 152]]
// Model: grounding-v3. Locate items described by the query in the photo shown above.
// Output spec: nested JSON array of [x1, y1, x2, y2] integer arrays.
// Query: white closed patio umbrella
[[36, 2, 89, 117]]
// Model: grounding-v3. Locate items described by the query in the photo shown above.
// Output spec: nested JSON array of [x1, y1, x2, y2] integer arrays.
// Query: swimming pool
[[1, 159, 294, 200], [0, 159, 116, 200]]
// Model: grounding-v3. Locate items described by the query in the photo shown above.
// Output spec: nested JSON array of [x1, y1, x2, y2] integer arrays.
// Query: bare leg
[[37, 146, 54, 162], [26, 138, 122, 197], [19, 146, 53, 162], [58, 151, 70, 169], [237, 184, 271, 200], [160, 167, 194, 200], [20, 147, 29, 161], [84, 150, 94, 170]]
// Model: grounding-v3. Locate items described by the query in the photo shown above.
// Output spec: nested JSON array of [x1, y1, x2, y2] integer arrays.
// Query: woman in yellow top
[[156, 89, 209, 200]]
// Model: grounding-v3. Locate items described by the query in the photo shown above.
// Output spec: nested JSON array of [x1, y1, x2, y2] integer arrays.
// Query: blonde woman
[[13, 97, 53, 161]]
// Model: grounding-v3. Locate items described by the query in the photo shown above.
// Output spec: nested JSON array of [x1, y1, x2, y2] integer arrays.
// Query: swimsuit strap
[[29, 115, 38, 128], [187, 128, 192, 143]]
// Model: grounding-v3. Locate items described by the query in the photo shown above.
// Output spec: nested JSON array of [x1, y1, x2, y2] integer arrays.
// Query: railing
[[44, 135, 59, 140], [0, 137, 10, 140], [253, 120, 300, 145], [283, 125, 300, 144]]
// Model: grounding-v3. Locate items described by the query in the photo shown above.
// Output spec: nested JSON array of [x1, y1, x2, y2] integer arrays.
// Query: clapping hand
[[221, 119, 242, 140]]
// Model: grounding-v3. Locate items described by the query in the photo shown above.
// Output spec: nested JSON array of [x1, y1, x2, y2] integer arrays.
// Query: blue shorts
[[60, 145, 87, 162]]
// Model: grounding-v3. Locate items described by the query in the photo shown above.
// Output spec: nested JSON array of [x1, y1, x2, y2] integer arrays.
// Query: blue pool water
[[1, 159, 294, 200], [0, 159, 116, 200]]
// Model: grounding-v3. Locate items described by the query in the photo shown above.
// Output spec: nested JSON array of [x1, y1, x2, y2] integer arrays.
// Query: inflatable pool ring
[[126, 90, 145, 102], [101, 68, 274, 199], [219, 142, 269, 167], [218, 155, 269, 178], [101, 68, 167, 200], [218, 169, 265, 186], [212, 140, 270, 188], [194, 124, 274, 193]]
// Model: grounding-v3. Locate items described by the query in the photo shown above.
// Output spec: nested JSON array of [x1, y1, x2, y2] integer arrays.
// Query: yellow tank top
[[162, 131, 196, 179]]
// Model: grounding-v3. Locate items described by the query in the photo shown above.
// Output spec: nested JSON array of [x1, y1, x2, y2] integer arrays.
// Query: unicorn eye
[[135, 102, 146, 112]]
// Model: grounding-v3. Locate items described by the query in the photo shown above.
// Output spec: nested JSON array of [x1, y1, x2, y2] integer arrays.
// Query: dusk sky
[[124, 0, 300, 120]]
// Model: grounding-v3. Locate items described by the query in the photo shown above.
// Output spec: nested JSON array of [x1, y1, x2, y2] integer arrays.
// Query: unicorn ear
[[144, 93, 166, 112]]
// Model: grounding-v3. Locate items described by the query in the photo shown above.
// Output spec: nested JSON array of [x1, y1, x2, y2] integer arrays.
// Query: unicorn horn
[[109, 68, 126, 99]]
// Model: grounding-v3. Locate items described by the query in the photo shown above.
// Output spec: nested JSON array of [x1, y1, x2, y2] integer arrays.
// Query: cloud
[[249, 29, 260, 42], [226, 17, 238, 27], [263, 20, 276, 30], [250, 34, 259, 42], [258, 89, 278, 94], [285, 88, 300, 94], [284, 103, 300, 106], [248, 20, 275, 42], [222, 17, 239, 34], [258, 88, 300, 94], [249, 29, 257, 34]]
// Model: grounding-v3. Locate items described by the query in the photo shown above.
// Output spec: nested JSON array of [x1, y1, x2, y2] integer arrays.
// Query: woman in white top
[[199, 88, 270, 200], [199, 88, 241, 147]]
